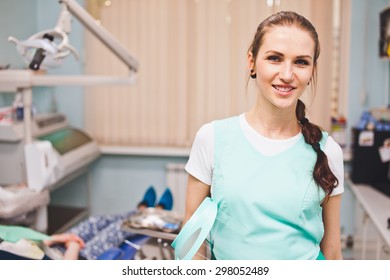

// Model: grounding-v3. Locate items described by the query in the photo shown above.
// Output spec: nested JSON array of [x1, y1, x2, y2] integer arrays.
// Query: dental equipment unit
[[0, 0, 139, 232], [8, 0, 138, 72]]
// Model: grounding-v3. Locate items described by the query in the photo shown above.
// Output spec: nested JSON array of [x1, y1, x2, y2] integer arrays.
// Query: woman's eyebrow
[[296, 55, 313, 61], [265, 50, 313, 60], [265, 50, 284, 56]]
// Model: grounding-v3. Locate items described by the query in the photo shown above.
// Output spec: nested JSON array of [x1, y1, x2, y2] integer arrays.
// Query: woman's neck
[[245, 107, 300, 139]]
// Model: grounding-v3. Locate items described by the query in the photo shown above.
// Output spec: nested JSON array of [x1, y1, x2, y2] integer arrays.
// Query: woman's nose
[[279, 63, 294, 82]]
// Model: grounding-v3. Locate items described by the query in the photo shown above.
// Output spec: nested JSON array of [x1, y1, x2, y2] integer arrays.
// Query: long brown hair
[[248, 11, 338, 198]]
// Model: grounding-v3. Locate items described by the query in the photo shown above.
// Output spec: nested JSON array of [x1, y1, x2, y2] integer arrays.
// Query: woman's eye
[[295, 59, 309, 66], [267, 55, 281, 62]]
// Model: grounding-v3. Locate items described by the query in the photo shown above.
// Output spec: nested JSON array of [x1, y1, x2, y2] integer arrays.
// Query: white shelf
[[348, 181, 390, 259], [0, 69, 136, 92], [100, 145, 190, 157]]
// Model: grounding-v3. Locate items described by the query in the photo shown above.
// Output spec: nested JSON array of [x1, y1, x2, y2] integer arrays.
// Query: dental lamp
[[8, 0, 138, 73]]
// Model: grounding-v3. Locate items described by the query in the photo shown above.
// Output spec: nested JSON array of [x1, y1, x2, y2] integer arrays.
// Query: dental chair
[[97, 234, 174, 260], [97, 234, 151, 260]]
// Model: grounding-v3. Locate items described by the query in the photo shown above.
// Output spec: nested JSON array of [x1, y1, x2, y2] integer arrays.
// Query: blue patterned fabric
[[67, 211, 137, 260]]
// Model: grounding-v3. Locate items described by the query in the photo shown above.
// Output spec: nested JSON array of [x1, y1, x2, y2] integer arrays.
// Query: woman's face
[[249, 26, 315, 111]]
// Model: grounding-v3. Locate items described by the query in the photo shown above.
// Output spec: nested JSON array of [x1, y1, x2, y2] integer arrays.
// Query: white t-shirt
[[186, 114, 344, 196]]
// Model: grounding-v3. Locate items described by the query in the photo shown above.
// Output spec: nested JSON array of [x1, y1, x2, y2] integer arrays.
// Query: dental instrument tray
[[124, 208, 182, 234]]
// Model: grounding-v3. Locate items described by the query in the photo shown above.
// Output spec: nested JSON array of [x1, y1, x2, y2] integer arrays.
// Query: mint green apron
[[210, 116, 327, 260], [316, 251, 326, 260]]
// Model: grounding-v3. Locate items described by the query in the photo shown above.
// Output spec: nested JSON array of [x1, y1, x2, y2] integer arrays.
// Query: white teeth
[[274, 86, 292, 92]]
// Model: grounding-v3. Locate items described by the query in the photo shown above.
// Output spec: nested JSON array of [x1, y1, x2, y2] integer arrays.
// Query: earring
[[250, 69, 257, 79]]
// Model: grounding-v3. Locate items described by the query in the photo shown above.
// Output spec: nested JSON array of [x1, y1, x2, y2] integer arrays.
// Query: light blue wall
[[91, 156, 187, 215], [0, 0, 37, 107], [0, 0, 37, 69], [347, 0, 389, 129]]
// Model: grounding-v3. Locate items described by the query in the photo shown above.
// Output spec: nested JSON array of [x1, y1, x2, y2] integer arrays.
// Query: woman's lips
[[273, 85, 295, 95]]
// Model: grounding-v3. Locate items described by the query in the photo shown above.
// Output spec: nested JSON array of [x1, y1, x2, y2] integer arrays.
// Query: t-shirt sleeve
[[184, 122, 214, 185], [324, 136, 345, 196]]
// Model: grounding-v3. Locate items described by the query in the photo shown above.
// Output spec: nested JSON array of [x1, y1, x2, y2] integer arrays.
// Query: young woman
[[184, 11, 344, 260]]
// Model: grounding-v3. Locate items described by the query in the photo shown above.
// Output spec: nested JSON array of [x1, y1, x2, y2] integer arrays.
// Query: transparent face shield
[[171, 197, 217, 260]]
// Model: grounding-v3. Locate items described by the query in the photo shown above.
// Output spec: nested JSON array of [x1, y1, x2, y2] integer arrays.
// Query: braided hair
[[248, 11, 338, 198], [296, 100, 338, 198]]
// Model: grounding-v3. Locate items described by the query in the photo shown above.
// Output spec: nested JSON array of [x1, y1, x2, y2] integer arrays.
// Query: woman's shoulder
[[212, 115, 241, 133], [196, 115, 240, 136], [214, 115, 240, 124], [190, 121, 215, 154], [324, 135, 345, 195], [195, 121, 214, 140]]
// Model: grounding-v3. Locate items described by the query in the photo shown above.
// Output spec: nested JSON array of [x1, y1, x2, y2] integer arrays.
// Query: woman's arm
[[320, 194, 343, 260], [184, 174, 211, 222], [182, 174, 211, 259]]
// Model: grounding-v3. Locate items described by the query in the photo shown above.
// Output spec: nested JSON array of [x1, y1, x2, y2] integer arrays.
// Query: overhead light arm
[[60, 0, 139, 73]]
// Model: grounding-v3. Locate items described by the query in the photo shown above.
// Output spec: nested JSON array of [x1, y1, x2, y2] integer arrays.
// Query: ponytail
[[296, 100, 338, 200]]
